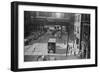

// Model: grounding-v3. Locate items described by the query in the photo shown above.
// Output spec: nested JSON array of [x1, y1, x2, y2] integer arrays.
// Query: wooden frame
[[11, 1, 98, 72]]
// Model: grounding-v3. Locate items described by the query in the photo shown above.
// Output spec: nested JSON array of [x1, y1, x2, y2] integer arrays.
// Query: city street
[[24, 31, 81, 62]]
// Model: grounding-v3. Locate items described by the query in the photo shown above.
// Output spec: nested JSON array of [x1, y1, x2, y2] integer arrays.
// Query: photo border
[[11, 1, 98, 72]]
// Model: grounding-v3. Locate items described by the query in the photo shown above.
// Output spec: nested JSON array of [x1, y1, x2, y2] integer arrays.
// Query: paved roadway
[[24, 31, 80, 62]]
